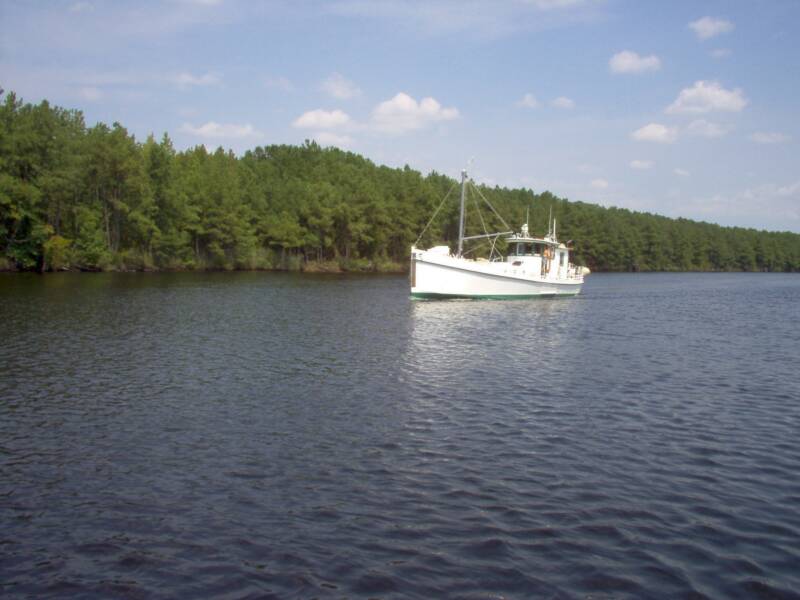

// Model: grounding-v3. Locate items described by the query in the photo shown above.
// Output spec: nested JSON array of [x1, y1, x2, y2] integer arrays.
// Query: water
[[1, 272, 799, 599]]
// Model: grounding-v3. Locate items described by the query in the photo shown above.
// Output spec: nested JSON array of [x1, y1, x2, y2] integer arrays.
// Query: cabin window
[[511, 242, 530, 256], [510, 242, 540, 256], [560, 252, 565, 266]]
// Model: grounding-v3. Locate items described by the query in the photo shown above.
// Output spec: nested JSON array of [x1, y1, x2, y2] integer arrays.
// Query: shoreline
[[0, 260, 409, 275], [2, 265, 797, 276]]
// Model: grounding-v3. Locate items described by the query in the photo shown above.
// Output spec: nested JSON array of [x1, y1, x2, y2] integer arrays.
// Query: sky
[[1, 0, 799, 232]]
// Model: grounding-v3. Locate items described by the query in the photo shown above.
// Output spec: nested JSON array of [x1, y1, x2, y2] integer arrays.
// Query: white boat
[[410, 170, 588, 299]]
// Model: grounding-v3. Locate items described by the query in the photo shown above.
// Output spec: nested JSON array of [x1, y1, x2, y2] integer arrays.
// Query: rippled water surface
[[1, 272, 799, 599]]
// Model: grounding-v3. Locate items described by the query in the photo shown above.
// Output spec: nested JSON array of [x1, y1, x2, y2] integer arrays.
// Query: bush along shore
[[2, 89, 800, 274], [0, 253, 407, 274]]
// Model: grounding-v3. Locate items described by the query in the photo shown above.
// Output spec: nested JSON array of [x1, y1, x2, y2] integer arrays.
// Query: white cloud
[[264, 76, 294, 92], [776, 182, 800, 196], [776, 182, 800, 197], [517, 93, 540, 109], [630, 159, 654, 170], [711, 48, 731, 59], [326, 0, 597, 38], [609, 50, 661, 74], [577, 163, 601, 175], [70, 1, 93, 12], [313, 131, 354, 148], [674, 168, 690, 177], [666, 80, 747, 114], [371, 92, 459, 134], [176, 106, 200, 118], [321, 72, 362, 99], [750, 132, 791, 144], [686, 119, 729, 138], [12, 1, 240, 54], [741, 182, 800, 205], [174, 72, 220, 88], [79, 86, 103, 101], [697, 182, 800, 230], [591, 178, 609, 189], [631, 123, 677, 143], [525, 0, 585, 9], [689, 16, 734, 41], [551, 96, 575, 109], [292, 109, 351, 129], [180, 121, 261, 139]]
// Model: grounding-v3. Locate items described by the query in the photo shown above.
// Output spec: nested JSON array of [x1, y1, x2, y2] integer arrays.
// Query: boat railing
[[566, 265, 584, 282]]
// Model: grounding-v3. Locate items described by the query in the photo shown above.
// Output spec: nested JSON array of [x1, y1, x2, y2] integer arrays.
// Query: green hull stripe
[[411, 291, 578, 300]]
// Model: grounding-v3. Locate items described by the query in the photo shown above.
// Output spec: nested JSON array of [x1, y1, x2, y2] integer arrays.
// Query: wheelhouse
[[507, 241, 550, 257]]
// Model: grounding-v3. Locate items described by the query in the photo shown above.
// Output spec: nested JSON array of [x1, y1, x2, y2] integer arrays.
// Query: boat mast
[[457, 169, 467, 257]]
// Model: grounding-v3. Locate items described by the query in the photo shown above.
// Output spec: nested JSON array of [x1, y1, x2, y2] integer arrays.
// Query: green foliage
[[43, 234, 71, 270], [1, 90, 799, 273]]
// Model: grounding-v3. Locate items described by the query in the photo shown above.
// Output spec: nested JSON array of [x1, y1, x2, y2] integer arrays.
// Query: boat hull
[[410, 252, 582, 299]]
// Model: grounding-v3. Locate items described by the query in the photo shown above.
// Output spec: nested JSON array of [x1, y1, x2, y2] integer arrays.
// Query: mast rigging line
[[461, 232, 513, 241], [413, 172, 513, 254], [467, 183, 509, 260], [470, 184, 490, 242], [462, 239, 491, 257], [413, 180, 459, 247], [469, 181, 511, 231]]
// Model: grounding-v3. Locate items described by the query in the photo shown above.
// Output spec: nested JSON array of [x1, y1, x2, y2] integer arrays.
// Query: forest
[[2, 89, 799, 273]]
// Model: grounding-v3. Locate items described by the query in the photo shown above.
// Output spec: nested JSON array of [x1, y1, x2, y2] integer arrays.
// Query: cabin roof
[[505, 235, 560, 246]]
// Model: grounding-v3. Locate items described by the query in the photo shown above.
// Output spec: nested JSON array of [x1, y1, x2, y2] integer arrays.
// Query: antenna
[[464, 157, 475, 185]]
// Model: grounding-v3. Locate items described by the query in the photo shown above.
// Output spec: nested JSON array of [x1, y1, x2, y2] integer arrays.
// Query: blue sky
[[2, 0, 799, 232]]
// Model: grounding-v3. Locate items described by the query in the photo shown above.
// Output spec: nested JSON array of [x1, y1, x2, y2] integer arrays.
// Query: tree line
[[2, 89, 799, 273]]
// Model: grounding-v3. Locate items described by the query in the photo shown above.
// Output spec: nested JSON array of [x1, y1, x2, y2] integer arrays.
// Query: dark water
[[1, 272, 799, 599]]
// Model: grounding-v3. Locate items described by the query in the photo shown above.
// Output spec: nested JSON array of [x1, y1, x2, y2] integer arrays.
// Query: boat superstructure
[[410, 170, 588, 299]]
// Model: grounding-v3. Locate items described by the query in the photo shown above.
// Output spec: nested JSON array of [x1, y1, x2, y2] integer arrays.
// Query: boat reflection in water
[[404, 297, 582, 405]]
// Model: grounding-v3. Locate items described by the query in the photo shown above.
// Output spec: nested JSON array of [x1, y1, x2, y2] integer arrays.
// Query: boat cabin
[[503, 223, 571, 278]]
